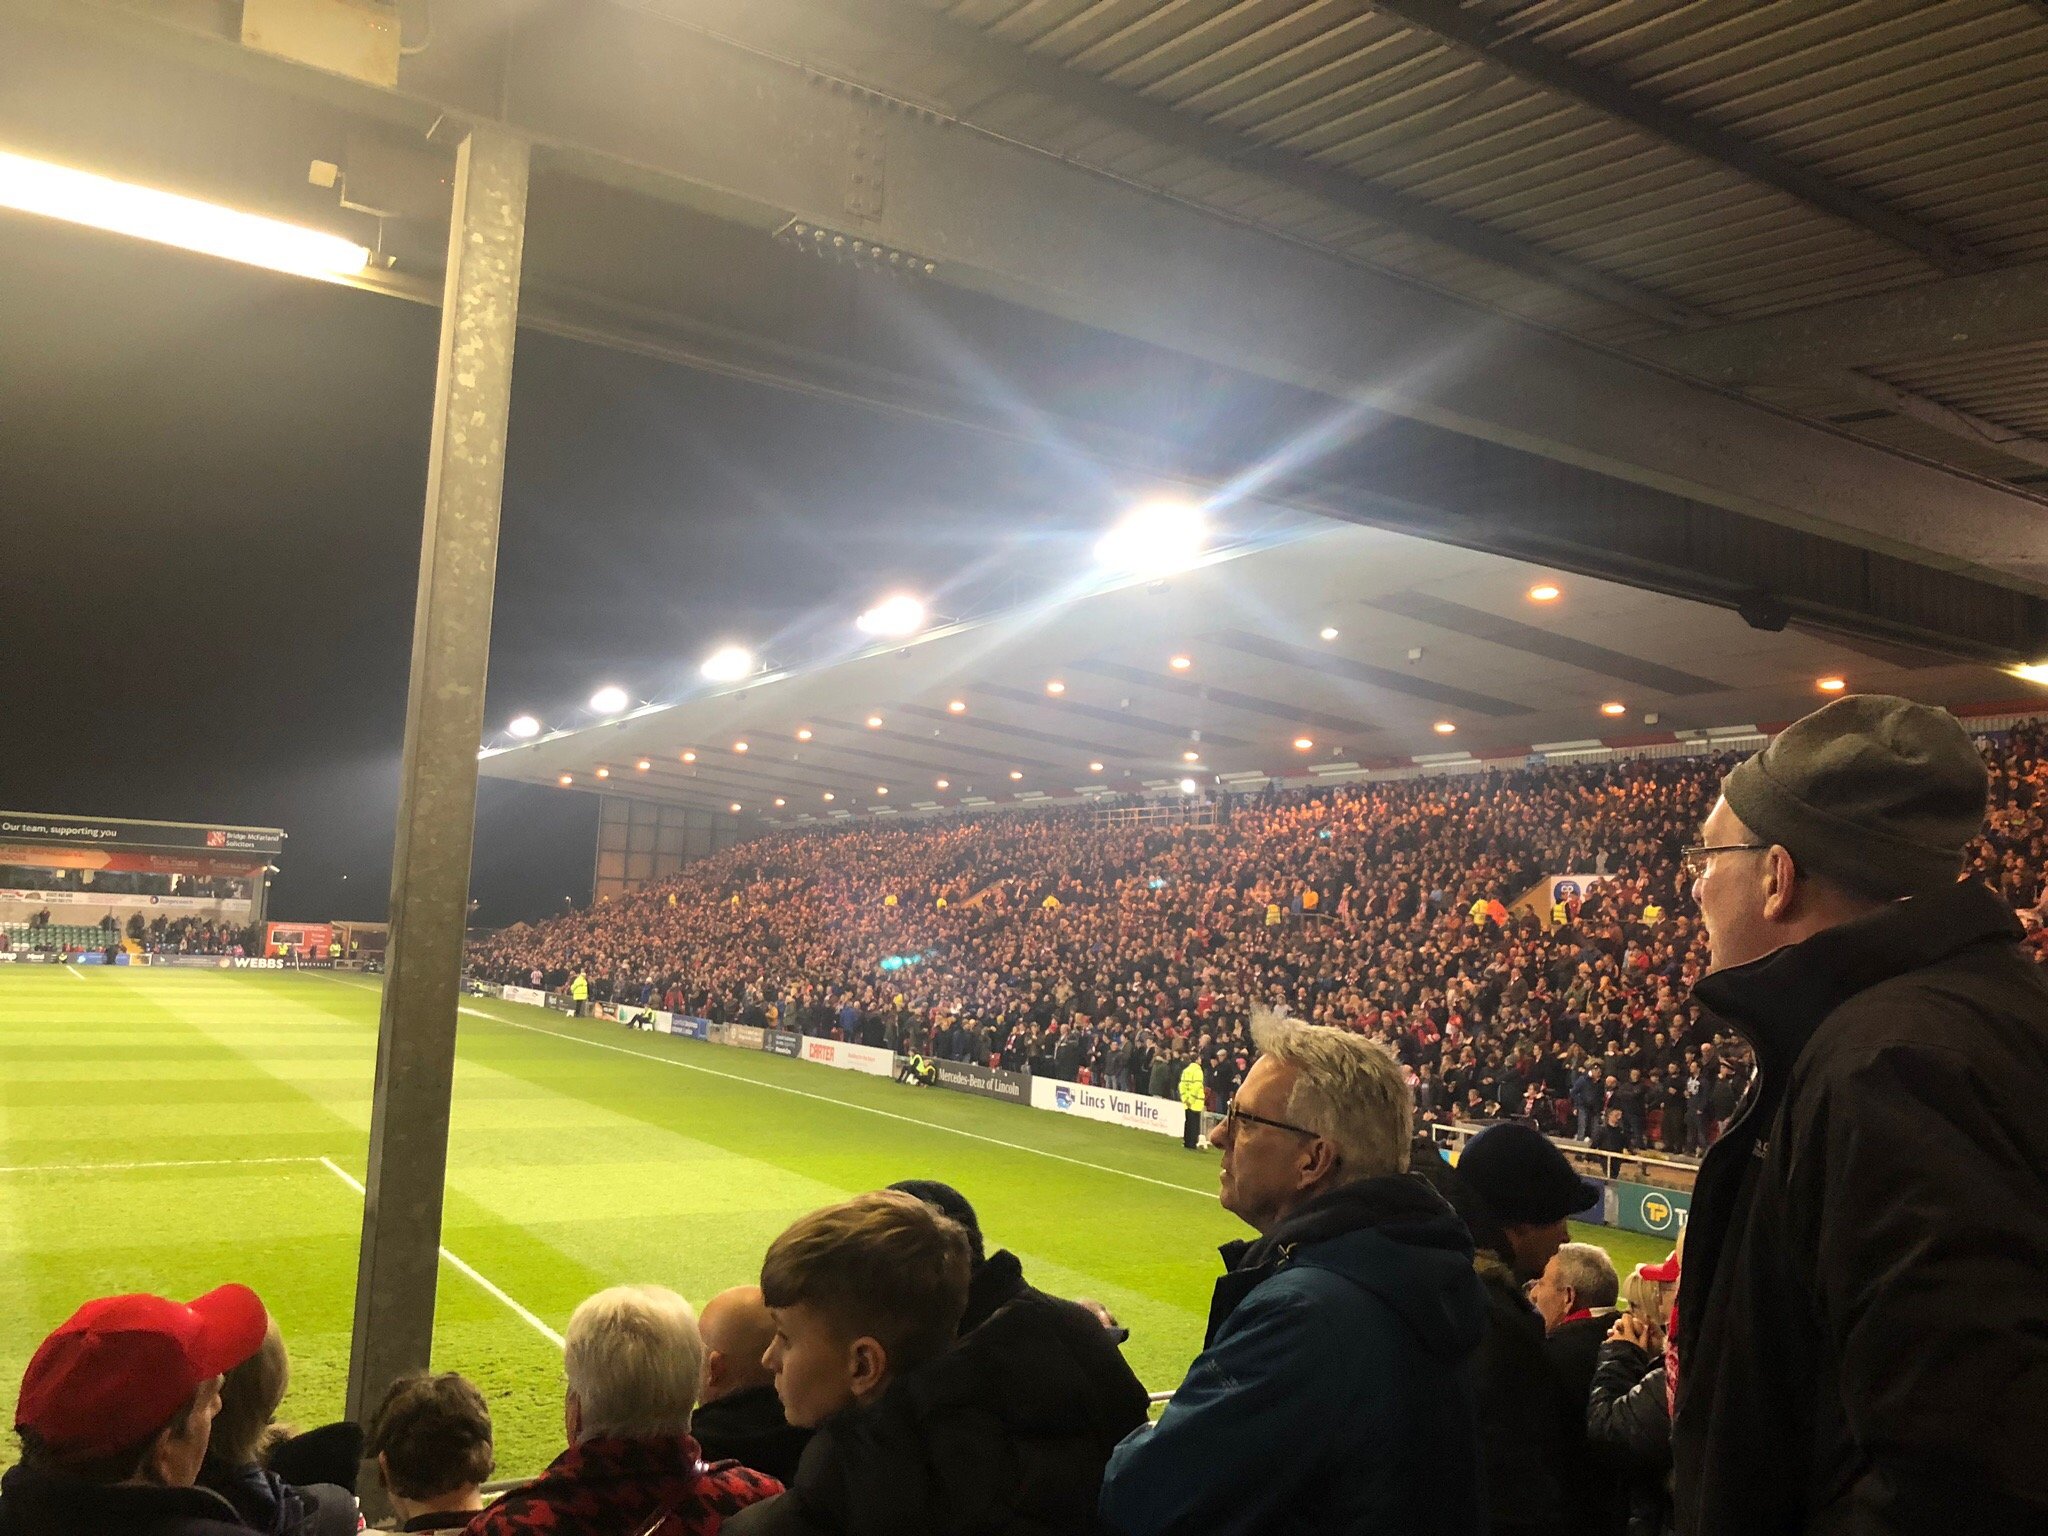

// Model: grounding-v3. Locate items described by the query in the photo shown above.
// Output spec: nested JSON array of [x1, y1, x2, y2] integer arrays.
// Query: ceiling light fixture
[[1293, 737, 1314, 751], [876, 785, 889, 795], [774, 797, 786, 807], [507, 714, 541, 739], [947, 699, 967, 714], [866, 715, 883, 729], [0, 149, 372, 281], [1816, 676, 1847, 693], [729, 802, 742, 814], [1433, 720, 1457, 735], [733, 741, 749, 753], [1178, 777, 1199, 795], [595, 767, 610, 778], [1169, 655, 1192, 671], [936, 778, 950, 790], [823, 792, 836, 802], [681, 751, 697, 764], [1319, 627, 1339, 641], [558, 774, 573, 786], [1600, 702, 1627, 717], [796, 727, 813, 742], [635, 759, 651, 771], [699, 645, 754, 684], [1009, 770, 1024, 780], [1527, 583, 1561, 603], [1182, 750, 1200, 762], [1088, 761, 1104, 772], [1095, 497, 1207, 577], [855, 593, 927, 638], [589, 685, 629, 715]]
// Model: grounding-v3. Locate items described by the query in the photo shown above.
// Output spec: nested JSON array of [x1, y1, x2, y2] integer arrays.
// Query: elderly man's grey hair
[[563, 1285, 704, 1442], [1552, 1242, 1620, 1310], [1250, 1007, 1412, 1180]]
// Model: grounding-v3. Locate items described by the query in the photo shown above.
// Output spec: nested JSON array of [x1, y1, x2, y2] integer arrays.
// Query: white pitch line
[[0, 1155, 326, 1176], [473, 1009, 1219, 1203], [316, 1157, 565, 1349], [63, 965, 84, 980]]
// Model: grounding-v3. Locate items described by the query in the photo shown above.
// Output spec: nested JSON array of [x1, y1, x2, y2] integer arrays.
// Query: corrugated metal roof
[[922, 0, 2048, 485]]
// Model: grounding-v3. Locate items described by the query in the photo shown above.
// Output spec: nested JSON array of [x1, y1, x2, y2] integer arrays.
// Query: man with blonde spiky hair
[[1101, 1009, 1488, 1535]]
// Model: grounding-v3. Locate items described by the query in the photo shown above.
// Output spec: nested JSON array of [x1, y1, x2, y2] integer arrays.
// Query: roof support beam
[[20, 0, 2048, 597], [1628, 261, 2048, 384], [1359, 0, 1989, 276]]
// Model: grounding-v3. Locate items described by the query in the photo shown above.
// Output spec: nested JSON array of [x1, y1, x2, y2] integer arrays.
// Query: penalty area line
[[0, 1155, 327, 1176], [316, 1157, 564, 1349]]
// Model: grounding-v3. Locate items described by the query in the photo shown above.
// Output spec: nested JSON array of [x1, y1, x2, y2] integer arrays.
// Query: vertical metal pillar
[[344, 124, 529, 1458]]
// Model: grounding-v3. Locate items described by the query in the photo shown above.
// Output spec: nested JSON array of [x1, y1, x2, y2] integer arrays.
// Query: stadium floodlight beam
[[0, 149, 372, 281], [506, 715, 541, 739], [1095, 497, 1207, 577], [699, 645, 755, 684], [588, 684, 630, 715], [856, 593, 927, 638]]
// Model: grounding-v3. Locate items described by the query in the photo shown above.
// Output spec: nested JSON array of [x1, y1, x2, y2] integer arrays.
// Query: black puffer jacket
[[1676, 881, 2048, 1534], [724, 1294, 1149, 1535], [1586, 1339, 1670, 1536], [198, 1459, 356, 1536], [0, 1463, 246, 1536]]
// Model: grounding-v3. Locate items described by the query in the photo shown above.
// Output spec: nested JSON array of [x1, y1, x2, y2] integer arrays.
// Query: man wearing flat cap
[[1675, 695, 2048, 1535]]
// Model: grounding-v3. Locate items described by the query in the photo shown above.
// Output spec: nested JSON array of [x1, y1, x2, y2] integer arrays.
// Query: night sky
[[0, 212, 1134, 925]]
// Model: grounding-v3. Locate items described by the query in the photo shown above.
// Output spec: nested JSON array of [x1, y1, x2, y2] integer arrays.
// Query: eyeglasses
[[1679, 843, 1774, 881], [1222, 1098, 1318, 1138]]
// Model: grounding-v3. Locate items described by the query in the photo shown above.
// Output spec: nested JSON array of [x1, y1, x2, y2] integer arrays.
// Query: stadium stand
[[469, 721, 2048, 1152]]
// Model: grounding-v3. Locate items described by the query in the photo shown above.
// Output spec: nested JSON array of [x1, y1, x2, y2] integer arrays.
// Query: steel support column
[[344, 123, 530, 1476]]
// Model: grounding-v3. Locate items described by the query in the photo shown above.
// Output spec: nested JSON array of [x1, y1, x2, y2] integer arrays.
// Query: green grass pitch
[[0, 967, 1671, 1476]]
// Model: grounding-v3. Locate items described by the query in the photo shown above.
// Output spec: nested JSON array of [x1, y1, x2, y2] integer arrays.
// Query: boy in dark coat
[[726, 1191, 1147, 1536]]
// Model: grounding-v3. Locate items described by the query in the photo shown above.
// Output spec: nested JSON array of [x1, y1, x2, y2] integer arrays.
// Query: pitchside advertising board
[[0, 813, 282, 857], [931, 1059, 1031, 1104], [1029, 1078, 1182, 1137], [765, 1029, 803, 1058], [1613, 1180, 1691, 1237], [799, 1036, 895, 1076]]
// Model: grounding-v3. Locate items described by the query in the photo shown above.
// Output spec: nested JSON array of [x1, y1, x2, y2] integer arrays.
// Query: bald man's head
[[697, 1286, 777, 1404]]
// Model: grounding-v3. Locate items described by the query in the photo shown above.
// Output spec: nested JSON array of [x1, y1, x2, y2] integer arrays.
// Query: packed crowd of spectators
[[0, 865, 249, 901], [472, 723, 2048, 1156]]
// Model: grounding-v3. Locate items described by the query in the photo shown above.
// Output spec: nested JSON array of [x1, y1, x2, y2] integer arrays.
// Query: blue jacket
[[1100, 1176, 1487, 1536]]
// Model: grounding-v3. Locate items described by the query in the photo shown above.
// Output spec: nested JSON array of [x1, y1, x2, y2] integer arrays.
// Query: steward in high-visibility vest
[[570, 971, 589, 1003], [1179, 1059, 1208, 1150]]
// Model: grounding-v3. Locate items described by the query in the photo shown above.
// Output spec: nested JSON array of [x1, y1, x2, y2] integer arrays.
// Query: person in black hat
[[1413, 1123, 1605, 1536], [1675, 695, 2048, 1536]]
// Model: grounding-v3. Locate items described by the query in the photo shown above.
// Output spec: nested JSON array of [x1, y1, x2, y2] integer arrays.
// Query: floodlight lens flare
[[1095, 498, 1207, 576], [0, 150, 372, 280], [507, 714, 541, 739], [589, 685, 629, 714], [700, 645, 754, 683], [856, 593, 927, 637]]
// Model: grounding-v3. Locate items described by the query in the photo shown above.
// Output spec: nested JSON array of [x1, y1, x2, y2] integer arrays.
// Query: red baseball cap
[[1636, 1252, 1682, 1285], [15, 1285, 268, 1458]]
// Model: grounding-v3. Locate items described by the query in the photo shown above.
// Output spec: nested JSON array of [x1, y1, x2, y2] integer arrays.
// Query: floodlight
[[700, 645, 754, 683], [856, 593, 927, 638], [1178, 778, 1199, 795], [0, 149, 371, 281], [2014, 664, 2048, 686], [507, 715, 541, 739], [1816, 676, 1846, 693], [589, 685, 630, 715], [1096, 498, 1206, 576]]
